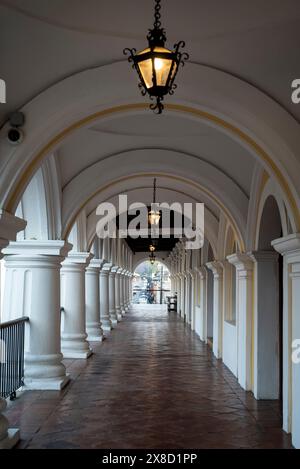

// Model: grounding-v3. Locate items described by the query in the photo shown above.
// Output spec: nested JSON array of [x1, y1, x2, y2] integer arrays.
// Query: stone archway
[[132, 259, 171, 306], [253, 195, 283, 400]]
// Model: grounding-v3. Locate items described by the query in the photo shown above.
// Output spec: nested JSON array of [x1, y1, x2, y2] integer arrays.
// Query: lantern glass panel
[[137, 47, 174, 89]]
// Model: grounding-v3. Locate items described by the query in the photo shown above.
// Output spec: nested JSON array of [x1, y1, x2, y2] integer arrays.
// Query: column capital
[[272, 233, 300, 256], [227, 253, 254, 272], [3, 240, 73, 258], [110, 265, 119, 275], [86, 258, 104, 271], [101, 262, 112, 273], [206, 261, 223, 277], [62, 251, 93, 267]]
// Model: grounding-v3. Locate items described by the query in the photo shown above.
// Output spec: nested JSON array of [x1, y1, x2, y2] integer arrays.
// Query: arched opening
[[132, 260, 171, 306], [255, 195, 283, 403]]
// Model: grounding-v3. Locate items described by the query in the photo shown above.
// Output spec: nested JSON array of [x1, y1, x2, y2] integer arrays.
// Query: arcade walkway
[[5, 306, 291, 449]]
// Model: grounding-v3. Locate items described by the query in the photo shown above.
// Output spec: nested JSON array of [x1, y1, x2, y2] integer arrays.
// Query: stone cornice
[[272, 233, 300, 256], [206, 261, 223, 277], [87, 258, 104, 271], [3, 240, 73, 258], [227, 253, 253, 271], [63, 251, 93, 266]]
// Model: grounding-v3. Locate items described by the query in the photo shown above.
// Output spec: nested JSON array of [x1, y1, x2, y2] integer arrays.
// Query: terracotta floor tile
[[4, 305, 292, 449]]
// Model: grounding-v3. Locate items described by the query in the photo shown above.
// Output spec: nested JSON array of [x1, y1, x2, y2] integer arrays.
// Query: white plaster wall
[[194, 305, 203, 339], [223, 321, 238, 377]]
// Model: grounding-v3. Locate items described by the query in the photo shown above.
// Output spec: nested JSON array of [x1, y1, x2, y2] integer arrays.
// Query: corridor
[[5, 306, 291, 449]]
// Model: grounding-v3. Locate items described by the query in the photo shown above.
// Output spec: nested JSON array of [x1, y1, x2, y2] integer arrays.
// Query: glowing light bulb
[[154, 58, 164, 71]]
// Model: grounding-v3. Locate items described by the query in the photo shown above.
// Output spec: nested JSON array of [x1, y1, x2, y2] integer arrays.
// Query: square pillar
[[250, 251, 280, 399], [227, 253, 253, 390], [196, 266, 207, 342], [206, 261, 223, 359], [272, 233, 300, 448]]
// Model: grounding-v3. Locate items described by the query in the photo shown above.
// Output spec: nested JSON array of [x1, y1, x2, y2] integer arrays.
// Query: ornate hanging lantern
[[148, 178, 161, 225], [123, 0, 189, 114]]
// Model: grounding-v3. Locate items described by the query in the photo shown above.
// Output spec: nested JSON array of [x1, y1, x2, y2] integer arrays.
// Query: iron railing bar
[[0, 317, 29, 329], [0, 316, 29, 399]]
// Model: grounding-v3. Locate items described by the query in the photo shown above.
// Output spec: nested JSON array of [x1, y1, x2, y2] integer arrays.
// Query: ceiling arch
[[1, 61, 300, 235], [61, 149, 248, 245], [85, 184, 220, 257]]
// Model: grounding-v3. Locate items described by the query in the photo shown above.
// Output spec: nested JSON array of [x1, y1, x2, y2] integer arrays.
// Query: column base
[[86, 323, 104, 342], [110, 319, 118, 327], [102, 324, 112, 333], [109, 313, 118, 327], [24, 353, 69, 390], [61, 333, 92, 359], [0, 429, 20, 449], [87, 334, 104, 342], [24, 374, 70, 391], [62, 350, 93, 359], [117, 312, 122, 321]]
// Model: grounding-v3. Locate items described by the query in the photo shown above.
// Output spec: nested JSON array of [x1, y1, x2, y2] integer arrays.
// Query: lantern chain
[[153, 178, 157, 204], [153, 0, 162, 29]]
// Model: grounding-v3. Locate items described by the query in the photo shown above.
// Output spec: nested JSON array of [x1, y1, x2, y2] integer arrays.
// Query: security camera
[[7, 111, 25, 145], [7, 127, 24, 145]]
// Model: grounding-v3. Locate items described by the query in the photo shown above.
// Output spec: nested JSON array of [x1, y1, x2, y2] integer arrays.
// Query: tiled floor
[[5, 305, 292, 449]]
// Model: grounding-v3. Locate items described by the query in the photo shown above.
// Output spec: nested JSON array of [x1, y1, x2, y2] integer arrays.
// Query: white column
[[61, 252, 93, 359], [99, 264, 112, 333], [85, 258, 104, 342], [227, 253, 253, 391], [197, 266, 207, 342], [190, 271, 196, 330], [115, 268, 122, 321], [109, 267, 118, 326], [272, 233, 300, 448], [0, 212, 25, 449], [184, 273, 190, 323], [206, 261, 223, 359], [175, 274, 180, 314], [251, 251, 280, 399], [120, 269, 126, 315], [124, 271, 129, 311], [128, 273, 133, 306], [179, 273, 185, 318], [3, 240, 72, 391]]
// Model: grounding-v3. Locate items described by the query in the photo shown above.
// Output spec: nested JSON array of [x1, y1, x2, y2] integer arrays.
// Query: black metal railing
[[0, 317, 29, 400]]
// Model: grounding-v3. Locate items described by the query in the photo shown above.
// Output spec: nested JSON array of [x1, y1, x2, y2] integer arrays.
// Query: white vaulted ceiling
[[1, 0, 300, 124], [1, 0, 300, 250]]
